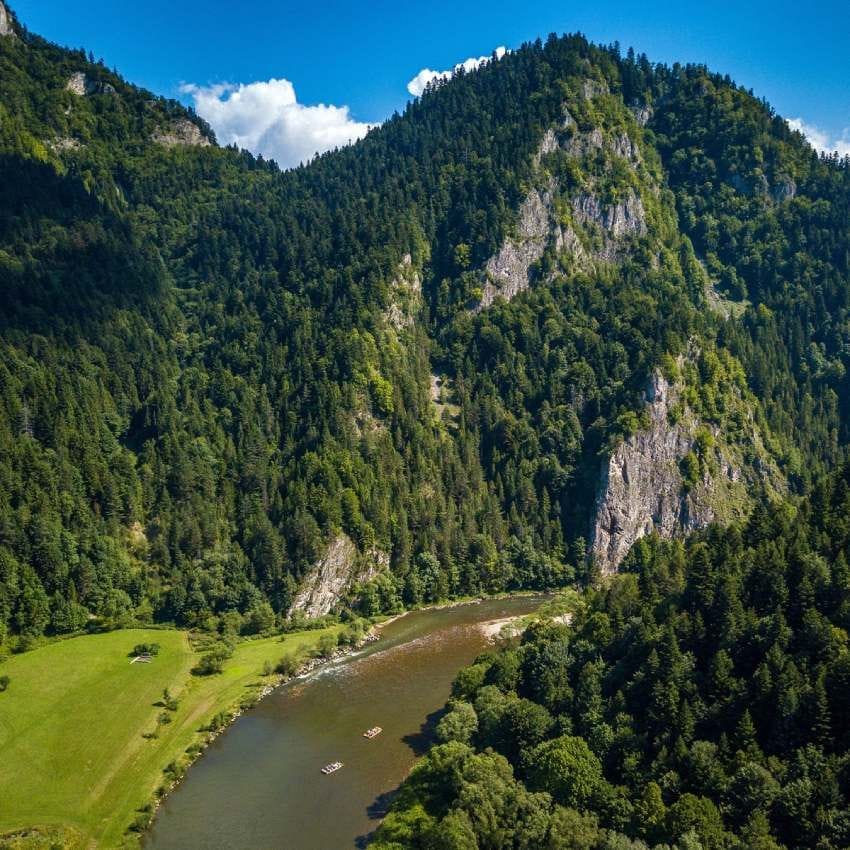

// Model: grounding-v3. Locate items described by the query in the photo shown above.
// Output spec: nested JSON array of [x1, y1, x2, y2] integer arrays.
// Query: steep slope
[[1, 8, 849, 645]]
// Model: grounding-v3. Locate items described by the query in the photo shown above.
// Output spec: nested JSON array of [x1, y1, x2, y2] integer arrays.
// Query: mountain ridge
[[0, 7, 849, 643]]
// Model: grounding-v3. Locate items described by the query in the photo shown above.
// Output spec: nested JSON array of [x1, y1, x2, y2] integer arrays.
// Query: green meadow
[[0, 625, 342, 848]]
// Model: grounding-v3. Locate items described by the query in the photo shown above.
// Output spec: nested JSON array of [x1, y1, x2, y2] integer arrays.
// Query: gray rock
[[571, 189, 646, 260], [631, 104, 653, 127], [561, 127, 605, 158], [589, 371, 717, 573], [476, 120, 649, 312], [66, 72, 89, 96], [152, 118, 211, 148], [771, 175, 797, 202], [48, 136, 83, 153], [536, 128, 560, 161], [383, 252, 422, 329], [66, 72, 117, 97], [476, 183, 553, 310], [611, 131, 641, 163], [581, 78, 609, 100], [288, 533, 387, 618], [0, 1, 14, 37]]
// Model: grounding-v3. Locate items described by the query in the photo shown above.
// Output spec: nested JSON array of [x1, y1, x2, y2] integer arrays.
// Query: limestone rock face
[[475, 109, 650, 312], [771, 175, 797, 202], [581, 78, 609, 100], [66, 72, 116, 97], [476, 185, 553, 311], [48, 136, 82, 153], [66, 72, 88, 96], [0, 1, 14, 36], [590, 372, 720, 574], [288, 533, 386, 618], [152, 118, 211, 148], [571, 189, 646, 258], [384, 252, 422, 329], [631, 105, 653, 127]]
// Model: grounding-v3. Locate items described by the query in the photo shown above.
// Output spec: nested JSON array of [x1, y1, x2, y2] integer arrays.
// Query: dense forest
[[373, 461, 850, 849], [1, 1, 849, 645]]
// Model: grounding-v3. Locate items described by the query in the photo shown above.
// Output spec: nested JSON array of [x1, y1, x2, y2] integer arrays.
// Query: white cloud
[[787, 118, 850, 157], [407, 46, 507, 97], [181, 79, 375, 169]]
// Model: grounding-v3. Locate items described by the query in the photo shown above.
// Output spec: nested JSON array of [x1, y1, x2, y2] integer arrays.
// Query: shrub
[[192, 643, 233, 676], [275, 651, 303, 676], [130, 642, 160, 658]]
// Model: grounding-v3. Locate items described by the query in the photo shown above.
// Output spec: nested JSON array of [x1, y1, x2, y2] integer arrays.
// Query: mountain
[[1, 2, 849, 644]]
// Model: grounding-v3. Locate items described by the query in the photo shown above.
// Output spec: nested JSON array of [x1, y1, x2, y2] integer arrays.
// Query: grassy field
[[0, 625, 342, 848]]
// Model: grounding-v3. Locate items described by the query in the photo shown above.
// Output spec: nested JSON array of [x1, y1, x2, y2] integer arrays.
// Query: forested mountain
[[373, 461, 850, 850], [1, 0, 849, 643]]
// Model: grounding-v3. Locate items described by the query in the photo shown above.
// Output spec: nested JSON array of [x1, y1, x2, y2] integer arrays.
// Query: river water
[[145, 595, 545, 850]]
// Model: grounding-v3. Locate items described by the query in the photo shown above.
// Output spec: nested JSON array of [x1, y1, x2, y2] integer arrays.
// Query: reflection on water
[[145, 597, 544, 850]]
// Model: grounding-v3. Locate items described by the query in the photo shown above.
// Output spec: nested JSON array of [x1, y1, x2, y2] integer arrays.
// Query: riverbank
[[144, 594, 553, 850], [0, 624, 345, 849], [0, 592, 556, 849]]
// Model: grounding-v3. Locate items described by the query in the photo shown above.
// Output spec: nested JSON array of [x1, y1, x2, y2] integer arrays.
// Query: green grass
[[0, 625, 342, 848]]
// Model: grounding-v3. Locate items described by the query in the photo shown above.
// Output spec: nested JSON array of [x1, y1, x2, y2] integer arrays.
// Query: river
[[144, 595, 545, 850]]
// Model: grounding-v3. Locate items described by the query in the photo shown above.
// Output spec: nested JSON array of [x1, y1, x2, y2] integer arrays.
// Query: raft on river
[[321, 761, 343, 775], [363, 727, 382, 739]]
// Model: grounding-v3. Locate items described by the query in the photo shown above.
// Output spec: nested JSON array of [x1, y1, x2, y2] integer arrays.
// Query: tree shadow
[[353, 705, 450, 846], [401, 705, 447, 757], [0, 153, 168, 338]]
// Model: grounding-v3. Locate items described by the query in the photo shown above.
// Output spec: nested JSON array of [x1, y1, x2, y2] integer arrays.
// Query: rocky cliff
[[383, 253, 422, 329], [152, 118, 211, 148], [589, 365, 778, 574], [475, 91, 653, 311], [0, 1, 15, 37], [66, 71, 117, 97], [476, 185, 553, 310], [288, 533, 388, 618]]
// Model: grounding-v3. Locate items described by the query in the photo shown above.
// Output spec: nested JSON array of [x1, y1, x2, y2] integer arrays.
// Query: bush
[[162, 687, 178, 711], [275, 651, 304, 676], [0, 675, 9, 692], [206, 711, 229, 732], [130, 642, 160, 658], [192, 643, 233, 676], [316, 633, 339, 658]]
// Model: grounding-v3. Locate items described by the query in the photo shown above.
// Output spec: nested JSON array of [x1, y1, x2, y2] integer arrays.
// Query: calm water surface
[[145, 596, 545, 850]]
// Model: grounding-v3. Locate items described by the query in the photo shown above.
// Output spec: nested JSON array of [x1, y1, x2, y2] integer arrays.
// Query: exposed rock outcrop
[[476, 185, 553, 311], [771, 175, 797, 202], [571, 189, 646, 261], [631, 105, 653, 127], [590, 372, 709, 573], [152, 119, 211, 148], [66, 72, 117, 97], [288, 533, 387, 618], [589, 365, 776, 574], [384, 252, 422, 329], [48, 136, 83, 153], [475, 109, 650, 311], [0, 1, 15, 36], [581, 78, 609, 100]]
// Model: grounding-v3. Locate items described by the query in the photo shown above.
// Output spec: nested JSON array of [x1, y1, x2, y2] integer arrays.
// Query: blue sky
[[12, 0, 850, 167]]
